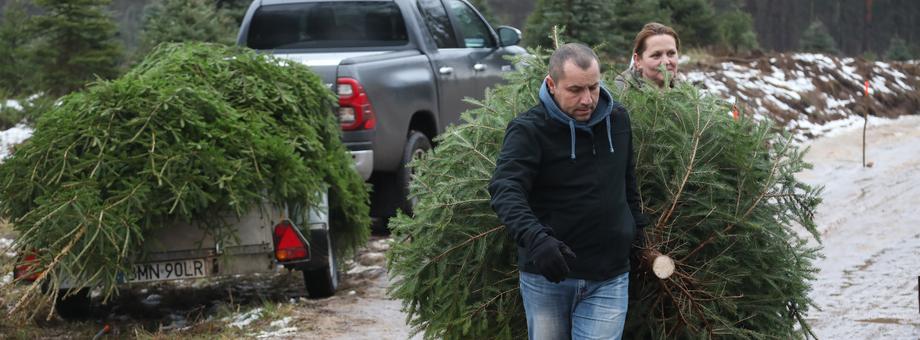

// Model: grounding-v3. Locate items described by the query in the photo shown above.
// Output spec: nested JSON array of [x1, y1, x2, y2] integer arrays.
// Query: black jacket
[[488, 101, 648, 281]]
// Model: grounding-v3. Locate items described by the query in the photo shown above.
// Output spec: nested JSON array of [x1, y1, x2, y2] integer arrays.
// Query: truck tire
[[396, 131, 432, 216], [303, 229, 338, 298], [54, 288, 92, 319]]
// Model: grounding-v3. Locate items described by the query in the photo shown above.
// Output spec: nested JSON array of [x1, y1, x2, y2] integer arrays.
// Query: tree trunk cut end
[[642, 249, 675, 279]]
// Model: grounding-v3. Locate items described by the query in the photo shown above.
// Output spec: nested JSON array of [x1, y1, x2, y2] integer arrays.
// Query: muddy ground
[[0, 236, 417, 339]]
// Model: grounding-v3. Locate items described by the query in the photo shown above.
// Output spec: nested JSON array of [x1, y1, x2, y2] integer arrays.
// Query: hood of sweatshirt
[[539, 79, 618, 160]]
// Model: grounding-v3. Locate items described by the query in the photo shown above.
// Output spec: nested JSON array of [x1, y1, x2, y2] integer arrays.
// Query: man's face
[[634, 34, 679, 87], [546, 59, 601, 122]]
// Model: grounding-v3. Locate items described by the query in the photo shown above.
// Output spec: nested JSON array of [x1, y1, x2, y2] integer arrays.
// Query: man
[[488, 43, 648, 340]]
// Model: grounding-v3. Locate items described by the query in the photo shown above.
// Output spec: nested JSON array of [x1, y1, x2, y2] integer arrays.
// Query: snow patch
[[347, 263, 385, 276], [791, 114, 900, 143], [0, 124, 34, 161], [254, 316, 297, 339], [870, 75, 892, 94], [256, 327, 298, 339], [269, 316, 292, 328], [228, 307, 263, 328], [825, 97, 853, 111], [3, 100, 22, 111], [1, 237, 14, 258]]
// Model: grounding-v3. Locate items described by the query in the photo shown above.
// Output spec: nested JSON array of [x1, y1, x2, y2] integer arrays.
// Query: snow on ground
[[797, 114, 920, 339], [228, 307, 264, 328], [0, 124, 33, 161], [256, 317, 298, 339], [791, 114, 904, 144], [685, 53, 918, 141], [3, 100, 22, 111]]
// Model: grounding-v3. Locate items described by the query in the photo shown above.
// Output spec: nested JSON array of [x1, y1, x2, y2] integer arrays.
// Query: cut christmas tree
[[1, 42, 370, 317], [387, 48, 821, 339]]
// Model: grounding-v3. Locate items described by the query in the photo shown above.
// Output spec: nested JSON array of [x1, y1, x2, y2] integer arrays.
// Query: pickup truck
[[15, 0, 523, 317], [237, 0, 526, 226]]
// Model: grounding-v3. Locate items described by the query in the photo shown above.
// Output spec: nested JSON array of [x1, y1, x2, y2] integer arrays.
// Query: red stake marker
[[865, 80, 869, 96]]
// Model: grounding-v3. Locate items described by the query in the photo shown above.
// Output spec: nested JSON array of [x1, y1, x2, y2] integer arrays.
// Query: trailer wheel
[[303, 229, 338, 298]]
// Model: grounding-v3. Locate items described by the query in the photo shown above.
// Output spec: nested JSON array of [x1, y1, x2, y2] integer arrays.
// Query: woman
[[614, 22, 681, 90]]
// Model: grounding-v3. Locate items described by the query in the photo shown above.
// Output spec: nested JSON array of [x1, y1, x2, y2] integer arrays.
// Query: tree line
[[515, 0, 917, 60], [0, 0, 243, 99], [0, 0, 917, 103]]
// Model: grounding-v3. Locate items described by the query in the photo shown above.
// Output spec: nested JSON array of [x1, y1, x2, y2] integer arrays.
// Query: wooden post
[[863, 80, 869, 168]]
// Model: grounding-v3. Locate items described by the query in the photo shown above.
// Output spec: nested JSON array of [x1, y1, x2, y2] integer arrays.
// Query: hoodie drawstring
[[568, 120, 576, 160], [569, 116, 615, 160], [605, 115, 615, 153]]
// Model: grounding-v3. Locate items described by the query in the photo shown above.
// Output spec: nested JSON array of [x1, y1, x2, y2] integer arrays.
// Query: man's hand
[[529, 234, 576, 283]]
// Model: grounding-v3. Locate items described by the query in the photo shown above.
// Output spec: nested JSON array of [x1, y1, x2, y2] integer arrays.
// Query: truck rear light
[[336, 77, 376, 131], [272, 220, 310, 262], [13, 253, 42, 282]]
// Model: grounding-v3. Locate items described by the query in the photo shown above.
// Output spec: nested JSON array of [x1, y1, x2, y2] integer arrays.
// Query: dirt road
[[4, 117, 919, 339], [797, 115, 920, 339], [283, 238, 419, 340]]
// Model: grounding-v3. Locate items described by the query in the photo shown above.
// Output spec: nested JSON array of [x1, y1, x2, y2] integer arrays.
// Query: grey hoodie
[[538, 79, 616, 160]]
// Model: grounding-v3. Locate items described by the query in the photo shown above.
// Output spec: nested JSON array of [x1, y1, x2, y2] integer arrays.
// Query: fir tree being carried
[[387, 43, 821, 339]]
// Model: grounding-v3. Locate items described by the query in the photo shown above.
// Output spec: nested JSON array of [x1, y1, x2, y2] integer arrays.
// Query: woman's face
[[634, 34, 679, 87]]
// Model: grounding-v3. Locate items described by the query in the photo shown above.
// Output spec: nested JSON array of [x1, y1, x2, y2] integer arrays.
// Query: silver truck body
[[237, 0, 526, 224]]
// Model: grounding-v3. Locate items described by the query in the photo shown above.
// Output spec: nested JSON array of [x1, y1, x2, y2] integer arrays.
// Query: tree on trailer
[[4, 43, 370, 319]]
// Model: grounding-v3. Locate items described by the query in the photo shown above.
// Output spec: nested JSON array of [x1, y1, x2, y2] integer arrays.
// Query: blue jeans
[[519, 271, 629, 340]]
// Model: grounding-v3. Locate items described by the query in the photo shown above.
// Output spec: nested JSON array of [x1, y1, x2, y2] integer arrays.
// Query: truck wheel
[[54, 288, 92, 319], [303, 230, 338, 298], [396, 131, 432, 215]]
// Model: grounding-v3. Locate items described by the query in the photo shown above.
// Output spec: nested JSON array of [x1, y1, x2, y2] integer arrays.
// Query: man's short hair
[[548, 43, 599, 81]]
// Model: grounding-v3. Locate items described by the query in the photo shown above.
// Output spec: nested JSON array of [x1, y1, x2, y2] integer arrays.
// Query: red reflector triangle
[[273, 221, 309, 261]]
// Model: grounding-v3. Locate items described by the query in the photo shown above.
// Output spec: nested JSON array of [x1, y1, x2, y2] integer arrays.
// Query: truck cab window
[[417, 0, 458, 48], [445, 0, 494, 48], [247, 2, 408, 49]]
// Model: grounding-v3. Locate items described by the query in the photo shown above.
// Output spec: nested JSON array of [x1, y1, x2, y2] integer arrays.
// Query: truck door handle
[[439, 67, 453, 75], [473, 63, 486, 71]]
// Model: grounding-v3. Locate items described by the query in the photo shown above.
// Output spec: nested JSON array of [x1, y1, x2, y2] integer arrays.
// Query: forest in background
[[0, 0, 917, 122], [0, 0, 916, 55]]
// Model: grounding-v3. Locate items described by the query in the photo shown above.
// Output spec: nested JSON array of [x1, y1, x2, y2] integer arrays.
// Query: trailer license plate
[[128, 259, 208, 283]]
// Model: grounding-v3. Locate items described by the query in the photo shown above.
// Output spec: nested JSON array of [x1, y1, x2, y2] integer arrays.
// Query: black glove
[[528, 233, 576, 283]]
